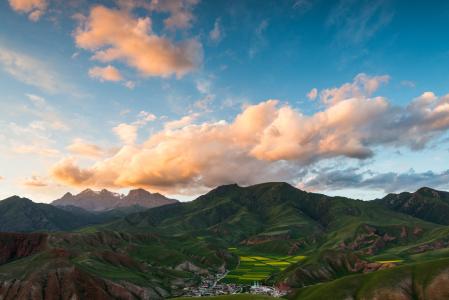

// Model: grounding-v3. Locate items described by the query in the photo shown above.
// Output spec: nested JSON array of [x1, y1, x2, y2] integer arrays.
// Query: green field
[[223, 248, 306, 284]]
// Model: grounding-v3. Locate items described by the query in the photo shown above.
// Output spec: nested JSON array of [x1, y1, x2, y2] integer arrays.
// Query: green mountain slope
[[0, 196, 134, 232], [107, 182, 436, 254], [375, 187, 449, 225], [2, 183, 449, 299], [0, 196, 95, 232], [290, 257, 449, 300]]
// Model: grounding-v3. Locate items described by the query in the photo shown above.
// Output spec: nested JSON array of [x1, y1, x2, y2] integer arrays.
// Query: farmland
[[223, 248, 306, 284]]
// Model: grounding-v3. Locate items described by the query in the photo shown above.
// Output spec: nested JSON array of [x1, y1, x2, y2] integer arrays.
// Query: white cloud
[[124, 81, 136, 89], [0, 47, 69, 93], [113, 123, 138, 145], [25, 94, 69, 131], [134, 111, 157, 126], [209, 18, 223, 43]]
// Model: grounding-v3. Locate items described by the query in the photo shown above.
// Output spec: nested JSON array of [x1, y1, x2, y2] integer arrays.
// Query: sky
[[1, 0, 449, 203]]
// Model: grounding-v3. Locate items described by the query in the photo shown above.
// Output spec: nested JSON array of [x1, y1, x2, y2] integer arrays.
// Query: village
[[182, 272, 287, 297]]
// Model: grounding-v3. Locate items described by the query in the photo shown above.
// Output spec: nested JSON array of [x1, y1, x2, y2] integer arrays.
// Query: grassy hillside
[[2, 183, 449, 298], [376, 187, 449, 225], [0, 196, 98, 232], [290, 257, 449, 300]]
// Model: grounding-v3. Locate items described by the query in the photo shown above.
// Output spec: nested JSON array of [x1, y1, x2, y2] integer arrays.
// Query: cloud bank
[[51, 74, 449, 194], [303, 167, 449, 194]]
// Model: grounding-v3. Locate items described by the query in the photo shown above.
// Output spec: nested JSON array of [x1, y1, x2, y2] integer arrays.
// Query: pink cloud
[[88, 65, 123, 82], [67, 138, 104, 158], [74, 5, 202, 78], [8, 0, 47, 21], [51, 75, 449, 195]]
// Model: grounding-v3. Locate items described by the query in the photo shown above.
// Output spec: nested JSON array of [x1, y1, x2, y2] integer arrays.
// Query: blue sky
[[1, 0, 449, 202]]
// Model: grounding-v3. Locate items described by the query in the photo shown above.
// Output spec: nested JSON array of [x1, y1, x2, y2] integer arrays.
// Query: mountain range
[[1, 183, 449, 299], [52, 188, 178, 211]]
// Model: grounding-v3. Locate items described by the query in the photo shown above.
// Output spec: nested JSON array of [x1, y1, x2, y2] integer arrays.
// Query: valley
[[1, 183, 449, 299]]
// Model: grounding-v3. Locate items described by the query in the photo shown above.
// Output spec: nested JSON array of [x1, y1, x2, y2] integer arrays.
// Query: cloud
[[88, 65, 123, 82], [209, 18, 223, 43], [327, 0, 394, 45], [307, 88, 318, 100], [194, 78, 215, 111], [74, 5, 202, 78], [50, 74, 449, 194], [0, 94, 70, 158], [67, 138, 104, 158], [13, 144, 59, 156], [293, 0, 314, 12], [302, 167, 449, 194], [0, 47, 69, 93], [249, 20, 269, 58], [149, 0, 199, 30], [25, 94, 69, 131], [164, 113, 198, 130], [52, 158, 94, 186], [113, 123, 138, 145], [319, 73, 390, 105], [401, 80, 416, 88], [111, 111, 157, 145], [134, 111, 157, 126], [22, 175, 48, 187], [124, 81, 136, 89], [8, 0, 47, 21]]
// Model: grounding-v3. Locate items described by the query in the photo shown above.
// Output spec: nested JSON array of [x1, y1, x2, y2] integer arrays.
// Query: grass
[[223, 248, 306, 284], [291, 257, 449, 300]]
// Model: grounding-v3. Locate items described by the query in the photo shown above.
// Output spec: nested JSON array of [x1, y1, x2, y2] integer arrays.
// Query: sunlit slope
[[290, 257, 449, 300]]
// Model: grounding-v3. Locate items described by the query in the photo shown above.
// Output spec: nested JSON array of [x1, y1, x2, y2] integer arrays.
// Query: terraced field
[[223, 249, 306, 284]]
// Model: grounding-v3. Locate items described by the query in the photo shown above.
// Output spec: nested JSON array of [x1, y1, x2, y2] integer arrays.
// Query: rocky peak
[[52, 188, 177, 211], [127, 188, 151, 198], [61, 192, 73, 199]]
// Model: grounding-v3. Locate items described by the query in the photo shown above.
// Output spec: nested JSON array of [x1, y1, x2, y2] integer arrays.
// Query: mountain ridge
[[0, 196, 101, 232], [2, 183, 449, 299], [52, 187, 178, 211], [375, 186, 449, 225]]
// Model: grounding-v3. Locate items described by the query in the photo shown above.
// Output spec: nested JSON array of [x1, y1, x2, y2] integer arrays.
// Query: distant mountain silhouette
[[0, 196, 101, 232]]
